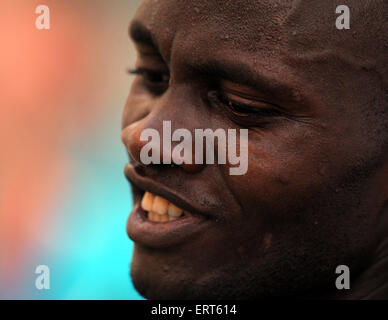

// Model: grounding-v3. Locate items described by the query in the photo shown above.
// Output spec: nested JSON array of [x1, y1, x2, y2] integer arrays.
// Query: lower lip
[[127, 203, 210, 248]]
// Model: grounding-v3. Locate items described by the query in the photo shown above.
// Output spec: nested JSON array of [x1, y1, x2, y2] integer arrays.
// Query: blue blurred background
[[0, 0, 143, 299]]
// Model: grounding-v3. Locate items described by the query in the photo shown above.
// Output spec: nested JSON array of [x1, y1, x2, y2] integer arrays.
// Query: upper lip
[[124, 163, 212, 219]]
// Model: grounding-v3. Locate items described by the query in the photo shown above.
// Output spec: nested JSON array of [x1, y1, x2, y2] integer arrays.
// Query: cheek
[[223, 120, 378, 262], [224, 125, 334, 232]]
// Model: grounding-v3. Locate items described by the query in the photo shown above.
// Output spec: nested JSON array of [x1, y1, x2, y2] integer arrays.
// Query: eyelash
[[128, 68, 282, 119], [128, 68, 170, 94], [128, 68, 169, 82]]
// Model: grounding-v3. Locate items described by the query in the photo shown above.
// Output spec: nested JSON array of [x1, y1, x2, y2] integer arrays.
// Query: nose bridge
[[157, 84, 201, 130]]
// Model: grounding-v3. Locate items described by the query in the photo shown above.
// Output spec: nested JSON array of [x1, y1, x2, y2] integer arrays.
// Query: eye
[[214, 91, 283, 117], [128, 68, 170, 95]]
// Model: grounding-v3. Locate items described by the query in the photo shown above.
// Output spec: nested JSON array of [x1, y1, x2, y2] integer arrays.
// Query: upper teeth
[[141, 192, 184, 222]]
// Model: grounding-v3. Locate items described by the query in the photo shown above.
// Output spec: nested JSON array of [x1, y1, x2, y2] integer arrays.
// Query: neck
[[299, 235, 388, 300], [339, 235, 388, 300], [339, 201, 388, 299]]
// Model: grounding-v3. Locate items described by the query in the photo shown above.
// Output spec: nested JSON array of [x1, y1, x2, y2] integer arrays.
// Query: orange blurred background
[[0, 0, 141, 299]]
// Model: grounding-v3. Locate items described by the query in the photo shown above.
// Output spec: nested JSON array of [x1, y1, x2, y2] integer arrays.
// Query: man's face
[[121, 0, 386, 298]]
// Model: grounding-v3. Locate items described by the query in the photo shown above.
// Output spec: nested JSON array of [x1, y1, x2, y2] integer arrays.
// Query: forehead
[[130, 0, 370, 78], [131, 0, 383, 64], [133, 0, 295, 58], [135, 0, 295, 34]]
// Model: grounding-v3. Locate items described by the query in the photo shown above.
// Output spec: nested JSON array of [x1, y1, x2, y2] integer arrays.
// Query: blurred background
[[0, 0, 142, 299]]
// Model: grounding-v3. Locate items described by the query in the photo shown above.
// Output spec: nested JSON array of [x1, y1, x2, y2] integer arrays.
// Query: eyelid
[[222, 87, 267, 102], [205, 91, 282, 129], [219, 80, 283, 107], [220, 89, 282, 113]]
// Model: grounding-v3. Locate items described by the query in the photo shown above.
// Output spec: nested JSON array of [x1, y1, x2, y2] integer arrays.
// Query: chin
[[130, 243, 284, 300], [129, 245, 200, 299], [129, 238, 370, 300]]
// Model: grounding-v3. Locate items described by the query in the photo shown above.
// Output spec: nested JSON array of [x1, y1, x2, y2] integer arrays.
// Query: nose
[[121, 116, 205, 174]]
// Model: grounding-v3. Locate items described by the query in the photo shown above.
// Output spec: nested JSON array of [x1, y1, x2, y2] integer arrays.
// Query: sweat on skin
[[121, 0, 388, 299]]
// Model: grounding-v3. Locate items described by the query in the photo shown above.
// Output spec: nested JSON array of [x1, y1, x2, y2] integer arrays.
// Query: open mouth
[[124, 163, 211, 248]]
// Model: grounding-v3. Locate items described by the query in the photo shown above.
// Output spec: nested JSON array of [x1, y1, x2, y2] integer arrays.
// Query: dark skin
[[121, 0, 388, 299]]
